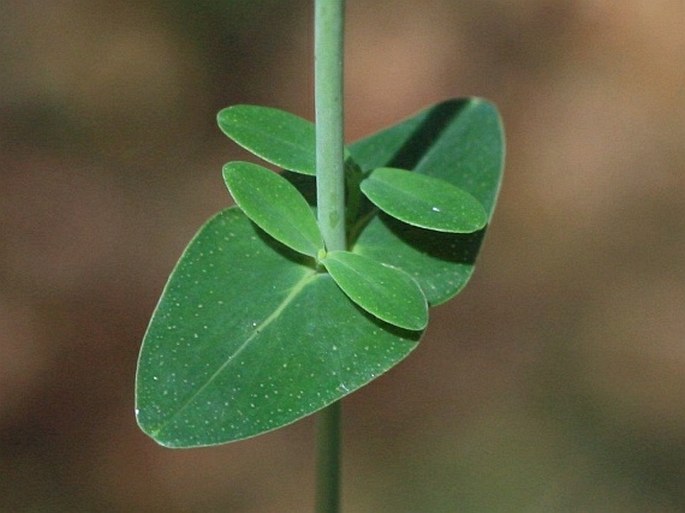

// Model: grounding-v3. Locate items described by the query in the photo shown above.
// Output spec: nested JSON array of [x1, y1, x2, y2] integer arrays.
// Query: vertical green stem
[[315, 0, 346, 252], [316, 401, 341, 513], [314, 1, 345, 513]]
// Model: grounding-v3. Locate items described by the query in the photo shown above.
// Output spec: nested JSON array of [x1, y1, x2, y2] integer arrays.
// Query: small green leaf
[[361, 167, 487, 233], [223, 161, 324, 257], [218, 105, 316, 175], [321, 251, 427, 331]]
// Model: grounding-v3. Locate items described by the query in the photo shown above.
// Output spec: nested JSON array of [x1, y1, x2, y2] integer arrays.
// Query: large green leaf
[[360, 167, 487, 233], [349, 97, 505, 305], [223, 161, 324, 257], [136, 208, 420, 447], [321, 251, 427, 331], [217, 105, 317, 175]]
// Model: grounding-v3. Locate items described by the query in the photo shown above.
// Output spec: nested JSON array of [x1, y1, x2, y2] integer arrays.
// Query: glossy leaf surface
[[223, 161, 323, 257], [361, 167, 487, 233], [322, 251, 427, 331], [349, 98, 505, 305], [136, 208, 420, 447], [136, 97, 504, 447], [217, 105, 316, 175]]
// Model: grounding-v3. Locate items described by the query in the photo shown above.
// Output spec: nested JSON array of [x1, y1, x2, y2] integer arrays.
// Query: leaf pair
[[219, 105, 488, 235], [223, 161, 426, 331]]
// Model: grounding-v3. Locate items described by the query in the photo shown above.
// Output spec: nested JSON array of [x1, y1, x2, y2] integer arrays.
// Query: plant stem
[[314, 1, 345, 512], [315, 0, 346, 253], [316, 401, 341, 513]]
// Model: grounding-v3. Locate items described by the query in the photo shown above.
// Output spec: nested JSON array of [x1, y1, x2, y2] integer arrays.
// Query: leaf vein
[[153, 270, 317, 437]]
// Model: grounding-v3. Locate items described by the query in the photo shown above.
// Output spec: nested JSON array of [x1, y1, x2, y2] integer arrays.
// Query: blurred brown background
[[1, 1, 684, 512]]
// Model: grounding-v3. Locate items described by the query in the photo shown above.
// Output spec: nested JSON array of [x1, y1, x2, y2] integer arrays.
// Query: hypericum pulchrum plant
[[135, 2, 504, 512]]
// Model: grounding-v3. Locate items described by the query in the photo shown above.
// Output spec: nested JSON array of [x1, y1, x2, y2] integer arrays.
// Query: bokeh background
[[2, 1, 684, 512]]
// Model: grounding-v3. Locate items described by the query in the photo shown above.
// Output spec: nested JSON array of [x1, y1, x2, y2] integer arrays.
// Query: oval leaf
[[321, 251, 427, 331], [218, 105, 316, 175], [361, 167, 487, 233], [223, 162, 324, 257], [349, 98, 505, 305], [136, 208, 421, 447]]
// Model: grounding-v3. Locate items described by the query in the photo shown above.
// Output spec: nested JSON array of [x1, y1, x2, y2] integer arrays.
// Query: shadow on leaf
[[250, 217, 317, 269], [378, 212, 485, 266], [387, 99, 469, 170]]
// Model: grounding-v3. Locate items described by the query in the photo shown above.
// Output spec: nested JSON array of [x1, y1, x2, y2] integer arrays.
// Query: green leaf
[[322, 251, 427, 331], [217, 105, 316, 175], [223, 161, 324, 257], [348, 98, 505, 305], [361, 167, 488, 233], [136, 208, 420, 447]]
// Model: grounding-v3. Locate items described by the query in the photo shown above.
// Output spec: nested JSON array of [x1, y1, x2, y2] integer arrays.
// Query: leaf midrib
[[330, 255, 394, 301], [373, 179, 449, 213], [249, 190, 321, 254], [238, 123, 314, 168], [151, 269, 318, 438]]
